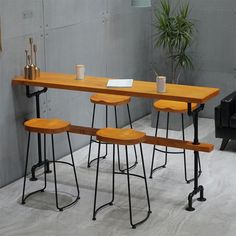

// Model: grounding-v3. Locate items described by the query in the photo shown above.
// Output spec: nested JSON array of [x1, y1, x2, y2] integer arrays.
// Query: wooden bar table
[[12, 72, 220, 211]]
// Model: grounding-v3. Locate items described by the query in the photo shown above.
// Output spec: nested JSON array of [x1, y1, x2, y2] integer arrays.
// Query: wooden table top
[[12, 72, 220, 104]]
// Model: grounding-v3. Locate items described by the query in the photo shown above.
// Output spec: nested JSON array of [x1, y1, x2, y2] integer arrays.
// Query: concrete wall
[[2, 0, 232, 187], [151, 0, 236, 118], [0, 0, 151, 187]]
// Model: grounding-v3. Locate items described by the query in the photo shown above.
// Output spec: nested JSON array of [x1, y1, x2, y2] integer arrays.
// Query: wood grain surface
[[12, 72, 220, 103], [90, 93, 131, 105], [24, 118, 70, 134], [96, 127, 146, 145], [153, 100, 198, 113], [68, 125, 213, 152]]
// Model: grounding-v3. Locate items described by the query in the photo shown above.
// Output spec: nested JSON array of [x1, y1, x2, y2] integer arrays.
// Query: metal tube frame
[[87, 103, 138, 172], [92, 142, 151, 229], [186, 103, 206, 211], [149, 111, 202, 183], [26, 86, 51, 181], [21, 131, 80, 211]]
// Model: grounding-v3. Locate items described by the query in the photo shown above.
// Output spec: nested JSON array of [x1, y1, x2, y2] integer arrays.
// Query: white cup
[[156, 76, 166, 93], [75, 65, 85, 80]]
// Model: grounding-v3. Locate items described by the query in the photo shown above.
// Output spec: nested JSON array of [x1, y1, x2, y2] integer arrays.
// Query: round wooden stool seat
[[153, 100, 198, 113], [96, 128, 146, 145], [24, 118, 70, 134], [90, 93, 131, 106]]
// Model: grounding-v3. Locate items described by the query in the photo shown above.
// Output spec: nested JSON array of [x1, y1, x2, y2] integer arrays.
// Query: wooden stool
[[92, 128, 151, 229], [22, 118, 80, 211], [150, 100, 202, 183], [88, 93, 138, 171]]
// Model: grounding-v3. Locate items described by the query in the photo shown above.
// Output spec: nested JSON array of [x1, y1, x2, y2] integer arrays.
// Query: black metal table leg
[[26, 86, 51, 181], [182, 113, 202, 184], [186, 103, 206, 211]]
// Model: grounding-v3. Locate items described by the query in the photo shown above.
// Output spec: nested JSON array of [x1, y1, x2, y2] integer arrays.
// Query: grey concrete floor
[[0, 116, 235, 236]]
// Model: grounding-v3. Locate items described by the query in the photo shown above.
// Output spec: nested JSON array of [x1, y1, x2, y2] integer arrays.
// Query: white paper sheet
[[107, 79, 133, 88]]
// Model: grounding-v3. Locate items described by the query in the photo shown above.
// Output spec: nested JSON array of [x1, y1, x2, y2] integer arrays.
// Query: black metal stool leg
[[22, 132, 50, 204], [150, 111, 202, 183], [22, 132, 31, 204], [92, 142, 115, 220], [124, 144, 151, 229], [164, 112, 169, 167], [51, 133, 80, 211], [92, 139, 150, 228], [105, 105, 108, 157], [149, 111, 160, 178], [127, 104, 138, 166], [88, 104, 96, 167], [114, 106, 122, 172], [67, 132, 80, 200], [93, 142, 101, 220], [124, 145, 135, 228], [139, 143, 152, 216], [42, 134, 47, 192], [150, 111, 169, 177], [44, 132, 52, 175], [110, 144, 115, 205], [115, 105, 137, 172], [88, 104, 108, 167], [23, 132, 80, 211], [51, 134, 62, 211]]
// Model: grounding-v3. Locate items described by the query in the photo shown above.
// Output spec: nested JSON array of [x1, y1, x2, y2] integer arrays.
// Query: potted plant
[[151, 0, 195, 130], [154, 0, 194, 84]]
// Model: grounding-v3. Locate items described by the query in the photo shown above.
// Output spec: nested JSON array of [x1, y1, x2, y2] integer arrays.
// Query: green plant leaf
[[153, 0, 195, 83]]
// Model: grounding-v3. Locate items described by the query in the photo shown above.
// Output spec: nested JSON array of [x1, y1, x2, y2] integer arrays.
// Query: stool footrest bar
[[154, 147, 185, 154], [22, 188, 46, 204], [69, 125, 214, 152]]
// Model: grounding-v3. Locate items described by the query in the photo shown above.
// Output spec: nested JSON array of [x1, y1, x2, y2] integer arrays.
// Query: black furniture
[[215, 91, 236, 150]]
